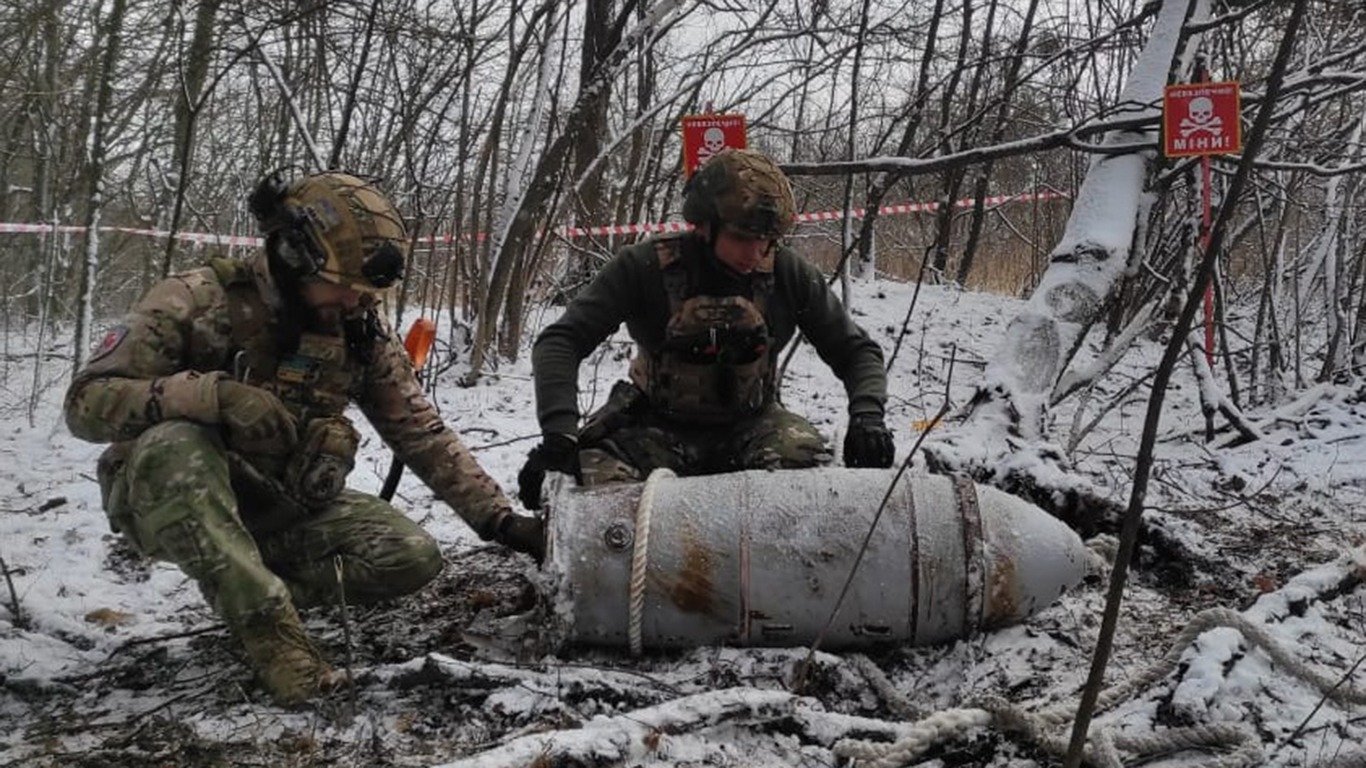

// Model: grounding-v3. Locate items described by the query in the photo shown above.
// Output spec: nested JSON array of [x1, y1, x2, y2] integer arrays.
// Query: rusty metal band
[[953, 476, 985, 634], [904, 473, 920, 644]]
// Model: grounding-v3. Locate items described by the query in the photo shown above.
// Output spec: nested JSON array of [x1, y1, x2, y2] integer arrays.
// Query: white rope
[[835, 604, 1366, 767], [628, 468, 674, 656], [832, 708, 991, 766], [977, 695, 1262, 768]]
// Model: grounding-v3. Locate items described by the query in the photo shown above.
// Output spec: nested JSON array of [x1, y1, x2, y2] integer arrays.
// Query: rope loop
[[628, 468, 674, 656]]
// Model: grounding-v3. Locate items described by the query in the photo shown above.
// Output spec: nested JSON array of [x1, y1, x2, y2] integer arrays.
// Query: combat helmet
[[682, 148, 796, 239], [249, 171, 406, 293]]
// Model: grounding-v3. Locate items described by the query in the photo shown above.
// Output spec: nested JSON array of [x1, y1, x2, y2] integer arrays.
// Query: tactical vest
[[628, 239, 775, 425], [209, 258, 360, 503]]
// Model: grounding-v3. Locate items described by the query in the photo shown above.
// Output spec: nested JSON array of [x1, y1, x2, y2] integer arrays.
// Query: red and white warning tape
[[0, 188, 1067, 245], [555, 189, 1068, 238], [0, 221, 264, 247]]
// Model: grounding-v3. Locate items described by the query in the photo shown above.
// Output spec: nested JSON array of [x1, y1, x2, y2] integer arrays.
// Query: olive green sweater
[[532, 234, 888, 437]]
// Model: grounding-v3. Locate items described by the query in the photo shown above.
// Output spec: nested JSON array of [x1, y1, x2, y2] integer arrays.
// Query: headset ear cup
[[248, 171, 288, 227], [268, 231, 305, 277], [253, 171, 328, 283], [361, 240, 405, 288]]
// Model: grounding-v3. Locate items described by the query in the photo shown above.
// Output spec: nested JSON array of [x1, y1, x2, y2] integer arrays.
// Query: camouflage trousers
[[98, 420, 442, 626], [578, 382, 831, 486]]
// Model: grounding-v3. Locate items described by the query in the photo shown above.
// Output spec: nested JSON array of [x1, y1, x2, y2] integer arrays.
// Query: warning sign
[[681, 114, 747, 178], [1163, 81, 1242, 157]]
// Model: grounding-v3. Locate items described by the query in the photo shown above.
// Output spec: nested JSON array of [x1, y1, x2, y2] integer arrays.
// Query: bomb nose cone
[[971, 481, 1093, 630]]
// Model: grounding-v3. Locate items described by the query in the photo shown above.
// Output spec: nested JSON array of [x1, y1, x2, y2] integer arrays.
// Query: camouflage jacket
[[532, 233, 889, 437], [64, 252, 514, 539]]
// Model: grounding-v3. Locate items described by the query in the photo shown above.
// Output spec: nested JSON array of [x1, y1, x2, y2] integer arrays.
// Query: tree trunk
[[1313, 105, 1366, 379], [957, 0, 1041, 286], [329, 0, 381, 168], [849, 0, 948, 287], [566, 0, 615, 294], [466, 0, 684, 380], [160, 0, 222, 280], [840, 0, 873, 292], [72, 0, 129, 376], [926, 0, 1213, 497]]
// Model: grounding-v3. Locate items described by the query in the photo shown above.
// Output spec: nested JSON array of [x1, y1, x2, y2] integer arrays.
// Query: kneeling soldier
[[65, 172, 543, 705], [519, 149, 895, 508]]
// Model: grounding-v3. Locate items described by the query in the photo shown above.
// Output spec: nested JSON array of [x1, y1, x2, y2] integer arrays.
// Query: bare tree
[[72, 0, 130, 375], [923, 0, 1215, 516]]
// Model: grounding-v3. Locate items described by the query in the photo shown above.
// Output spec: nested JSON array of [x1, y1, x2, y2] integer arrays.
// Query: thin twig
[[333, 554, 357, 719], [0, 552, 25, 630], [1279, 650, 1366, 753], [469, 433, 540, 452], [793, 346, 957, 692], [106, 674, 227, 747], [103, 623, 226, 661], [884, 244, 935, 372]]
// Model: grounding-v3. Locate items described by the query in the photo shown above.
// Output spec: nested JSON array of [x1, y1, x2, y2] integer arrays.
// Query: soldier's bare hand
[[217, 380, 298, 456]]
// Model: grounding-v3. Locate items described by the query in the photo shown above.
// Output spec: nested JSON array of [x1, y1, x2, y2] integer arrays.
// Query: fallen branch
[[1186, 331, 1262, 446], [405, 652, 683, 701], [433, 687, 796, 768], [846, 653, 921, 720]]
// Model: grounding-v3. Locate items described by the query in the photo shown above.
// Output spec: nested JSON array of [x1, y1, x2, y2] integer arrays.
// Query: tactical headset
[[248, 171, 405, 290]]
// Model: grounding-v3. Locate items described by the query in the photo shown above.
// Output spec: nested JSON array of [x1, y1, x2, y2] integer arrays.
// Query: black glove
[[517, 433, 580, 510], [494, 512, 546, 564], [844, 414, 895, 468]]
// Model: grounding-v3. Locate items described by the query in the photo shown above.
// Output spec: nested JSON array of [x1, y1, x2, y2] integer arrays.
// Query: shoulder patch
[[90, 325, 128, 362]]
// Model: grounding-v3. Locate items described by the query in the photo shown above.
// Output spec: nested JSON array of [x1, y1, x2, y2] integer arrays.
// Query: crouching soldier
[[64, 172, 544, 705], [519, 148, 895, 509]]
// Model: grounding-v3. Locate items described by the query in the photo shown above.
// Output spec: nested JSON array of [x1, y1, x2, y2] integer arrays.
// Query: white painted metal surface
[[546, 468, 1091, 650]]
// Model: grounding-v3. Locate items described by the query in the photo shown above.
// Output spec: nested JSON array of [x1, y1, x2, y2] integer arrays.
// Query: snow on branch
[[433, 687, 796, 768], [923, 0, 1214, 522]]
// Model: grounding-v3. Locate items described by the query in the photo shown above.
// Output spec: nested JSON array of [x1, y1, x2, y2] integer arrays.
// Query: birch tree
[[924, 0, 1215, 513]]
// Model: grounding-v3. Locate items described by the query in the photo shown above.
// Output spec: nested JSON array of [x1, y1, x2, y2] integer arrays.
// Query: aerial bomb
[[546, 468, 1092, 651]]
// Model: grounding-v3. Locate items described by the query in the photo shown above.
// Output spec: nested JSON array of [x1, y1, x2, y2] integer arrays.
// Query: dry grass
[[792, 199, 1070, 296]]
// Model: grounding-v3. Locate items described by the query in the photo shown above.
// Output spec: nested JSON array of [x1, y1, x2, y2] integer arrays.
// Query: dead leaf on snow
[[83, 608, 134, 627]]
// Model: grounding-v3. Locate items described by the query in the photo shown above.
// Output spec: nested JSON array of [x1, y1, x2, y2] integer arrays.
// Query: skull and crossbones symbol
[[1179, 96, 1223, 138], [696, 127, 728, 165]]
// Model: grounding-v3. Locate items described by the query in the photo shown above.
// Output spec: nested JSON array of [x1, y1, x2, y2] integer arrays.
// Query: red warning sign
[[681, 114, 747, 178], [1163, 81, 1242, 157]]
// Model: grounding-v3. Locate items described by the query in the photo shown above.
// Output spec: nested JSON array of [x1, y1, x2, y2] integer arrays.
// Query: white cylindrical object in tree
[[546, 468, 1090, 650]]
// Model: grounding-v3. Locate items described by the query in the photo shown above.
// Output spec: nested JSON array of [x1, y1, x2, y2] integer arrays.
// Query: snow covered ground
[[2, 276, 1364, 767]]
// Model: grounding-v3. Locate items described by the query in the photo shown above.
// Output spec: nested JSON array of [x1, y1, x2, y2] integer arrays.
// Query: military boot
[[233, 602, 345, 706]]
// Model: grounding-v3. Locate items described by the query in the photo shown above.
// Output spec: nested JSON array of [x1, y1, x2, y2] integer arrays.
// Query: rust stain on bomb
[[669, 532, 716, 614], [984, 552, 1020, 628]]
